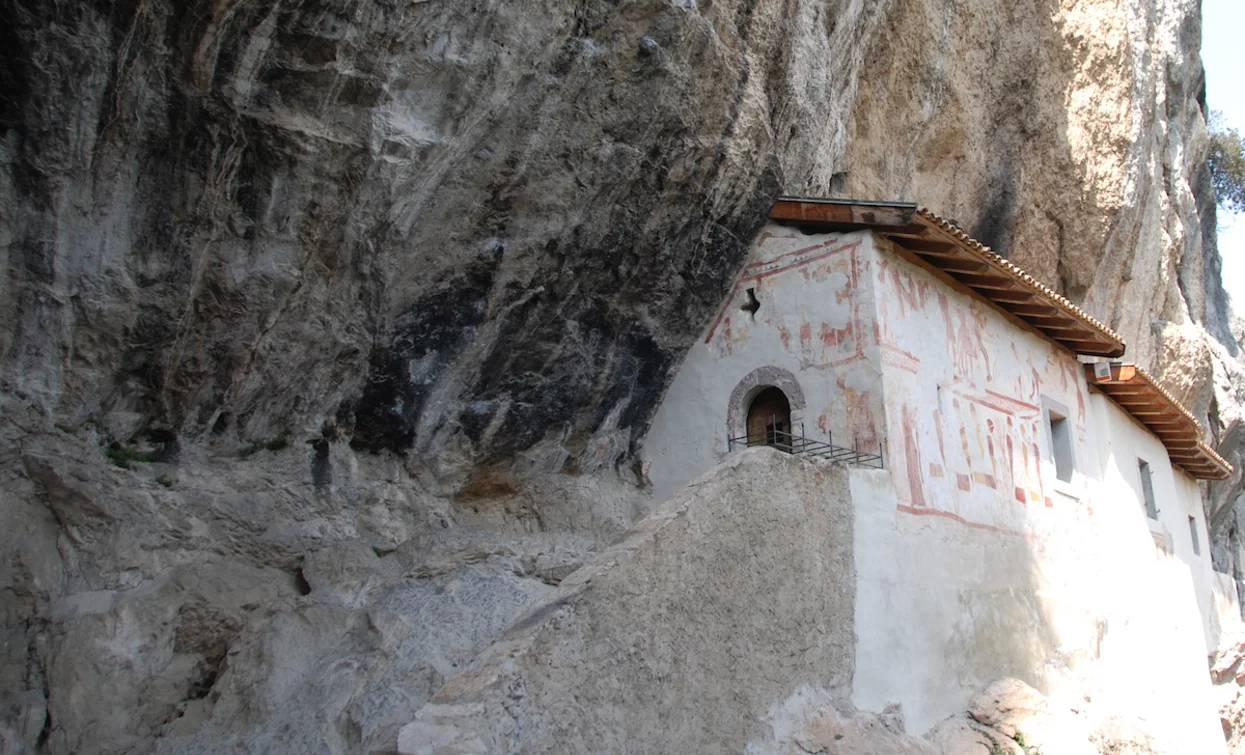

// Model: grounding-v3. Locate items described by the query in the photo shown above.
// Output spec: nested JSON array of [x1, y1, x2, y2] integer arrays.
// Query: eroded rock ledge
[[3, 0, 1243, 752]]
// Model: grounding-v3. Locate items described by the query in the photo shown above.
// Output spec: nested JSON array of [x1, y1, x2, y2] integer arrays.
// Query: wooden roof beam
[[1149, 433, 1199, 442], [1025, 320, 1097, 334], [955, 272, 1022, 289], [1004, 303, 1061, 316], [1110, 394, 1166, 403], [879, 227, 935, 239], [1113, 402, 1180, 414], [916, 255, 990, 273], [892, 238, 959, 255], [1154, 436, 1199, 446], [976, 288, 1036, 303], [1145, 420, 1197, 429], [770, 199, 917, 227], [1057, 339, 1118, 351]]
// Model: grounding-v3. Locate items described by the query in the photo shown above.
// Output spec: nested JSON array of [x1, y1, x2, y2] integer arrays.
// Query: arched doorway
[[746, 387, 792, 449]]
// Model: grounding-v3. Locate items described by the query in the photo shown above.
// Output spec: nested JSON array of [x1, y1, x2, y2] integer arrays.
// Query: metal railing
[[727, 425, 883, 469]]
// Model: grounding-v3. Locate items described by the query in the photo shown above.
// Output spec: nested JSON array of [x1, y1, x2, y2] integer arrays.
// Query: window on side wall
[[1138, 459, 1157, 519], [1045, 407, 1074, 483], [1190, 516, 1201, 555]]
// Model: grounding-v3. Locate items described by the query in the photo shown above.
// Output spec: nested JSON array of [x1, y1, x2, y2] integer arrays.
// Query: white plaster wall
[[849, 467, 1060, 732], [642, 226, 885, 503], [1064, 400, 1223, 751], [644, 227, 1225, 749], [852, 240, 1224, 749], [866, 237, 1101, 532], [852, 234, 1104, 732], [1092, 391, 1221, 653]]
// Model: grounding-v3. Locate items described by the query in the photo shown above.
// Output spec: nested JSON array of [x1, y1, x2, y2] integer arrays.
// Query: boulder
[[966, 678, 1096, 755]]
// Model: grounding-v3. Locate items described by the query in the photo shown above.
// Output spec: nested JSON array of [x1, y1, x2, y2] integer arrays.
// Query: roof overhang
[[1086, 363, 1233, 480], [770, 197, 1126, 358]]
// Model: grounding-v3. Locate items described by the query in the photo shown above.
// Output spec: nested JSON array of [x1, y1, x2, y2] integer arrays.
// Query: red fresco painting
[[934, 408, 948, 464], [938, 294, 995, 384], [820, 322, 853, 348], [704, 237, 863, 344], [877, 259, 931, 317], [875, 254, 1089, 535], [902, 404, 926, 507], [705, 232, 883, 450], [721, 316, 749, 355], [836, 376, 880, 452], [716, 233, 1091, 536], [942, 388, 1047, 507]]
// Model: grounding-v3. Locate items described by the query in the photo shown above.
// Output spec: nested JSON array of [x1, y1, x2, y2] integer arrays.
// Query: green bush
[[1209, 112, 1245, 215], [241, 432, 291, 457], [106, 447, 155, 469]]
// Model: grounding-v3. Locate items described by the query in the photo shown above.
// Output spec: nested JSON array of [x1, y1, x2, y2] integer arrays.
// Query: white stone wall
[[1091, 390, 1221, 651], [644, 227, 1226, 749], [855, 239, 1223, 747], [867, 237, 1100, 531], [642, 226, 885, 503]]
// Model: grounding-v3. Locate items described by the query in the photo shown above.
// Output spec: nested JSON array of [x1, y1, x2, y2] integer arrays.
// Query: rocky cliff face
[[1, 0, 1240, 752]]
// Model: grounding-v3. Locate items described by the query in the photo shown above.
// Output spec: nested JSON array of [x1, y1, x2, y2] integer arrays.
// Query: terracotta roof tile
[[916, 208, 1124, 348], [770, 198, 1125, 357]]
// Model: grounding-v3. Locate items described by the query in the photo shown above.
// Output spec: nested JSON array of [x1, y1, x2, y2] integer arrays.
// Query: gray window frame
[[1137, 458, 1157, 519], [1041, 397, 1076, 485]]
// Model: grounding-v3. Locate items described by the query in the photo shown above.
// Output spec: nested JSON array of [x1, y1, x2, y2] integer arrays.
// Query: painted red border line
[[743, 236, 846, 271], [897, 504, 1031, 539], [956, 390, 1039, 418], [741, 239, 863, 283], [704, 239, 863, 344], [984, 389, 1039, 414], [704, 281, 742, 344]]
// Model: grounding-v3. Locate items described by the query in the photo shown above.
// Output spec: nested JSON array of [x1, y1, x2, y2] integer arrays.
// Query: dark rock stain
[[310, 439, 331, 486], [975, 171, 1015, 257], [349, 249, 503, 453]]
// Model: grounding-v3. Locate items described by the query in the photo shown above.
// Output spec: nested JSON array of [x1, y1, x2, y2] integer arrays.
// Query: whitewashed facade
[[642, 212, 1234, 748]]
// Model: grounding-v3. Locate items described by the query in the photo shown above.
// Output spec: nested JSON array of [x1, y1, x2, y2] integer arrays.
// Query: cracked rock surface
[[1, 0, 1242, 752]]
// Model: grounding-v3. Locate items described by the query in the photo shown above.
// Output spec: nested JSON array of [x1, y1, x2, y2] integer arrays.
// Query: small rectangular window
[[1138, 460, 1157, 519], [1190, 516, 1201, 555], [1047, 409, 1074, 483]]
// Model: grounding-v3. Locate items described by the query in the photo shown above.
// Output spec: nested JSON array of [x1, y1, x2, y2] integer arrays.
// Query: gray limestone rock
[[2, 0, 1231, 488], [1, 0, 1242, 752], [398, 448, 856, 754]]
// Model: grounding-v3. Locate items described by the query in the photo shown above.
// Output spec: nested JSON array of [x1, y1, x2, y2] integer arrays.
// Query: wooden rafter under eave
[[768, 197, 1126, 358], [1085, 363, 1234, 480]]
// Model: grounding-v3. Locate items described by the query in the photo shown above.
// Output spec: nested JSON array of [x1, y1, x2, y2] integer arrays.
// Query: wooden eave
[[1085, 363, 1233, 480], [770, 198, 1126, 358]]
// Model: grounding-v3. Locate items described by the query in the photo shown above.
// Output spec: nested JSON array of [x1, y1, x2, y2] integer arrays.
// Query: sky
[[1202, 0, 1245, 309]]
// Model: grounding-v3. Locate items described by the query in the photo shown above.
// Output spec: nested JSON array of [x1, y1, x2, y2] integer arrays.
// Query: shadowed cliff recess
[[3, 0, 1244, 752], [2, 0, 1230, 482]]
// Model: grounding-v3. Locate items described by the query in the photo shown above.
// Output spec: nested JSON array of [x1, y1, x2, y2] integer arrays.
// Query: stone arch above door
[[727, 366, 806, 440]]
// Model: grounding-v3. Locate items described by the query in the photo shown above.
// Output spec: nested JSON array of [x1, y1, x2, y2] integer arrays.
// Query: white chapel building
[[640, 197, 1237, 743]]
